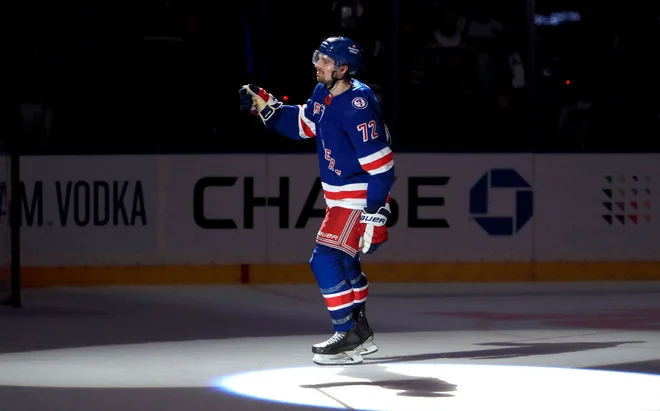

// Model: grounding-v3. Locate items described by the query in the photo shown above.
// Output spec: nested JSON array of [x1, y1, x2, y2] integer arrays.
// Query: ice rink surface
[[2, 281, 660, 411]]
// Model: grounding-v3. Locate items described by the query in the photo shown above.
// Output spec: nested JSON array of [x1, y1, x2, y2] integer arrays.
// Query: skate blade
[[313, 350, 363, 366], [359, 338, 378, 356]]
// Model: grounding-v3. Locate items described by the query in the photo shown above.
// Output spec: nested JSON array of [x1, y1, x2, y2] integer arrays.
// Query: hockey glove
[[240, 84, 282, 123], [239, 87, 258, 113], [358, 204, 390, 254]]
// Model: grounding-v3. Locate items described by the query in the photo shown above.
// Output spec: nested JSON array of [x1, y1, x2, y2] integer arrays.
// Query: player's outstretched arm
[[240, 84, 316, 140]]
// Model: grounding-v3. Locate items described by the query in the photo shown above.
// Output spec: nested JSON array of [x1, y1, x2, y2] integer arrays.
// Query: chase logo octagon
[[352, 97, 368, 109]]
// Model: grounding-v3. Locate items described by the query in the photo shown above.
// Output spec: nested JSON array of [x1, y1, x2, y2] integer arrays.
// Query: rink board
[[17, 153, 660, 286]]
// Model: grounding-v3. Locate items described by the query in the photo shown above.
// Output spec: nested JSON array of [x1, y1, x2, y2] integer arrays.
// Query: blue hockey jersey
[[265, 79, 395, 212]]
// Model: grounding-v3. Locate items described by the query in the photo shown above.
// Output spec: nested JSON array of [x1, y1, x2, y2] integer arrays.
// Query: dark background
[[4, 0, 654, 154]]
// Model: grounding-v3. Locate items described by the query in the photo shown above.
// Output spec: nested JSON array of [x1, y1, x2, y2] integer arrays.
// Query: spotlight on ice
[[212, 363, 660, 411]]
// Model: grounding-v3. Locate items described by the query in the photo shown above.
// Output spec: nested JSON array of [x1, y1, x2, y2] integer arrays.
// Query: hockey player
[[239, 36, 395, 365]]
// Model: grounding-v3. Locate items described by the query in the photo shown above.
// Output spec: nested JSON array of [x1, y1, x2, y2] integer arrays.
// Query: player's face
[[313, 52, 336, 84]]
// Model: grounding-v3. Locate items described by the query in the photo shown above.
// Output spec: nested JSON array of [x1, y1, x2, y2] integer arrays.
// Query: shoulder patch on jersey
[[351, 96, 368, 110]]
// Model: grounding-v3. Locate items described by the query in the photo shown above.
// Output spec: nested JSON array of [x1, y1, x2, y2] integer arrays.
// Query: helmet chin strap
[[325, 73, 340, 92], [325, 67, 348, 93]]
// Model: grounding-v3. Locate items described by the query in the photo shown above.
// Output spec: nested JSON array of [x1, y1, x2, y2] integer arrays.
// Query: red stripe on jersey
[[323, 189, 367, 200], [362, 152, 394, 172], [324, 290, 355, 309], [353, 286, 368, 302], [299, 117, 315, 137]]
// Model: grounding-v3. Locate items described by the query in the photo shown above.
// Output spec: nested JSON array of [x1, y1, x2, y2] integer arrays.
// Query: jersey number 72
[[357, 121, 392, 144]]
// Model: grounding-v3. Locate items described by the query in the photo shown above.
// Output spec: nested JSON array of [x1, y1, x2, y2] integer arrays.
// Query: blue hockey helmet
[[313, 36, 363, 76]]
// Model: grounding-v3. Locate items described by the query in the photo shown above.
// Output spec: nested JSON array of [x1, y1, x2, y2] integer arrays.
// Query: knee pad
[[343, 253, 362, 282], [309, 244, 346, 289]]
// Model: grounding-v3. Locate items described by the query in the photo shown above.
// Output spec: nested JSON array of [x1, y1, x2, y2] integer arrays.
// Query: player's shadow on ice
[[364, 340, 645, 363], [301, 368, 457, 398], [300, 341, 644, 399]]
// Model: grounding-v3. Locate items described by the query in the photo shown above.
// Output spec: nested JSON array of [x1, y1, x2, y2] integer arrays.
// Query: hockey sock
[[351, 272, 369, 306], [310, 245, 356, 332], [344, 254, 369, 310], [320, 281, 356, 332]]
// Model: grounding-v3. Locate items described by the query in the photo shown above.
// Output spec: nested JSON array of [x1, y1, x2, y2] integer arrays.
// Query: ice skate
[[312, 324, 364, 365], [354, 303, 378, 355]]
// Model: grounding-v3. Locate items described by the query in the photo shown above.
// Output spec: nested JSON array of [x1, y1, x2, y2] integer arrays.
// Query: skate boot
[[312, 323, 363, 365], [354, 303, 378, 355]]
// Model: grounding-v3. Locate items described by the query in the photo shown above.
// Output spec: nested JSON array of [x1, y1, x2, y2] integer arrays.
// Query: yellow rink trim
[[21, 261, 660, 287]]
